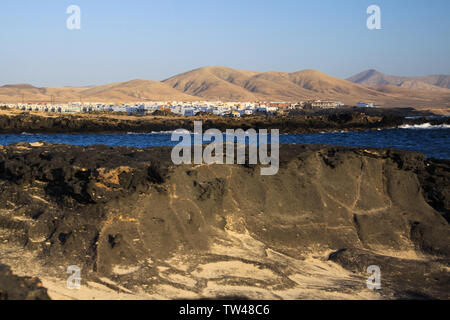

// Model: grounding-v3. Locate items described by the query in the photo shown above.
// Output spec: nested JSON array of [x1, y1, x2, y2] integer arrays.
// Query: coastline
[[0, 108, 449, 135]]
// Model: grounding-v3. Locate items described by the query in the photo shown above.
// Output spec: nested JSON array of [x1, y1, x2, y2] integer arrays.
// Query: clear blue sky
[[0, 0, 449, 86]]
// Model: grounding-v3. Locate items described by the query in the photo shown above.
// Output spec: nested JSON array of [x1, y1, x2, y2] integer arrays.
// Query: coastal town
[[1, 100, 379, 117]]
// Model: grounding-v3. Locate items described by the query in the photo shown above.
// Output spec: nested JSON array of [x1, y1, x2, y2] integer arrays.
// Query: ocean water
[[0, 125, 449, 159]]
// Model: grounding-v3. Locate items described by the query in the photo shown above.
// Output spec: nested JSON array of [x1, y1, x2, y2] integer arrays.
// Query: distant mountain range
[[347, 69, 450, 91], [1, 67, 449, 107]]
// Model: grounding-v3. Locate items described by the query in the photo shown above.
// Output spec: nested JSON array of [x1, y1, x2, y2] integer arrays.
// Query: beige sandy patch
[[192, 261, 278, 282]]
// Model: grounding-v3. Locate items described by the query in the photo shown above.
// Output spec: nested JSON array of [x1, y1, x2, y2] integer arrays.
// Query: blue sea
[[0, 124, 449, 159]]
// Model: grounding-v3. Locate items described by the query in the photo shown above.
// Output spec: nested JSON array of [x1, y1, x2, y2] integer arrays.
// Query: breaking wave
[[398, 123, 450, 129]]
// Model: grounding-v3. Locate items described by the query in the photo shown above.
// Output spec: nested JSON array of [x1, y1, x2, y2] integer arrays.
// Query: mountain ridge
[[348, 69, 450, 91], [1, 66, 449, 107]]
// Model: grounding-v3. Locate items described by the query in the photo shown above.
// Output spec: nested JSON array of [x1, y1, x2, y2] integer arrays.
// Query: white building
[[357, 102, 377, 108]]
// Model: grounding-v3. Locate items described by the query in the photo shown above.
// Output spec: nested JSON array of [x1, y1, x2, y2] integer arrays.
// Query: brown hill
[[0, 80, 198, 104], [0, 84, 84, 103], [367, 85, 450, 108], [241, 71, 316, 100], [80, 79, 198, 102], [163, 67, 450, 106], [287, 69, 386, 102], [290, 70, 377, 94], [163, 66, 386, 103], [163, 66, 260, 101], [286, 70, 450, 106], [1, 67, 449, 107], [415, 75, 450, 89]]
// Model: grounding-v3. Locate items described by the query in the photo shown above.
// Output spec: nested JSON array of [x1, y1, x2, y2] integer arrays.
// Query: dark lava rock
[[418, 159, 450, 223], [0, 264, 50, 300], [0, 108, 448, 134], [328, 248, 450, 299], [0, 142, 448, 299]]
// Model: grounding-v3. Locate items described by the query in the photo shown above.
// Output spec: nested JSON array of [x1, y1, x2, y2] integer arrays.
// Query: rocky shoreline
[[0, 142, 448, 299], [0, 108, 448, 134]]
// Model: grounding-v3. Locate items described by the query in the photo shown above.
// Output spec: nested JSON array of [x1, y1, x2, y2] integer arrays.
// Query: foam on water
[[398, 123, 450, 129]]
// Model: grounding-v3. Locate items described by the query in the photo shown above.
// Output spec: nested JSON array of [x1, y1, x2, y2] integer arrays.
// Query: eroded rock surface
[[0, 143, 448, 299], [0, 264, 50, 300], [0, 108, 448, 134]]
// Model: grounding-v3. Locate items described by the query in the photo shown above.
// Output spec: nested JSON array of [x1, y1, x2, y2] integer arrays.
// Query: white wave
[[398, 123, 450, 129], [127, 131, 174, 135]]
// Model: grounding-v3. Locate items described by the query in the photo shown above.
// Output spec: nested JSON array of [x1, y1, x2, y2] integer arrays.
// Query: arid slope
[[348, 69, 450, 90], [1, 66, 450, 107]]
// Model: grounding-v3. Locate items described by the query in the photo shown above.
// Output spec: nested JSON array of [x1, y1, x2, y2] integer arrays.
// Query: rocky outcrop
[[418, 159, 450, 223], [0, 143, 448, 299], [0, 109, 448, 134], [328, 248, 450, 299], [0, 264, 50, 300]]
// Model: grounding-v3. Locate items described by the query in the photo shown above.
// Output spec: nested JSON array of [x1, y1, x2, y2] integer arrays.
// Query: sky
[[0, 0, 449, 87]]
